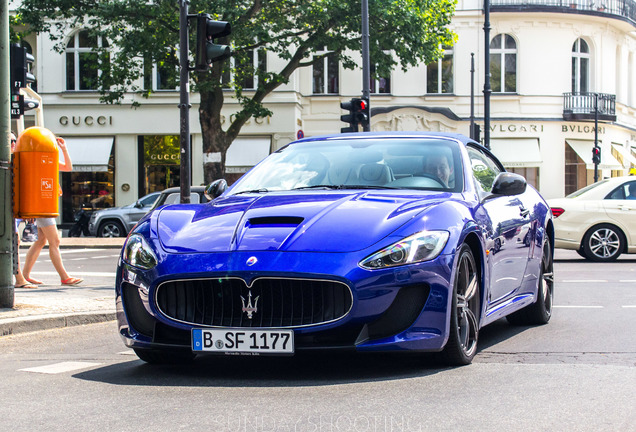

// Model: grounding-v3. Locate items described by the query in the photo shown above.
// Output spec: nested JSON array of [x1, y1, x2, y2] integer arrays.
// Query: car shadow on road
[[73, 349, 457, 387]]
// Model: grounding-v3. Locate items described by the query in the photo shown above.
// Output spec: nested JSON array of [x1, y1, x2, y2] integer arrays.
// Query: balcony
[[490, 0, 636, 26], [562, 92, 616, 121]]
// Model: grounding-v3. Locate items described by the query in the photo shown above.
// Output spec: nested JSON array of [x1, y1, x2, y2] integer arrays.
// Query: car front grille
[[155, 277, 353, 328]]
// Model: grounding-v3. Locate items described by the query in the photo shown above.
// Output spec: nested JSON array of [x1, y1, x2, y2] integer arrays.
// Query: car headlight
[[359, 230, 450, 269], [123, 234, 158, 270]]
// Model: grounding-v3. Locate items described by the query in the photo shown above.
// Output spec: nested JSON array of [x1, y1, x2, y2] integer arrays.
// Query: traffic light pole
[[483, 0, 491, 150], [361, 0, 370, 131], [179, 0, 191, 204], [593, 93, 599, 183], [1, 0, 15, 307]]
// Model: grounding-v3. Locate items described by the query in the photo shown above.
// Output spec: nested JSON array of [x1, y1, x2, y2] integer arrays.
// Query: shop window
[[139, 135, 191, 195], [508, 167, 539, 190], [564, 143, 587, 195], [62, 151, 115, 223]]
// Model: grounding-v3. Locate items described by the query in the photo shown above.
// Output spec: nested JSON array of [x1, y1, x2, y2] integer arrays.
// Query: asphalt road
[[1, 249, 634, 431]]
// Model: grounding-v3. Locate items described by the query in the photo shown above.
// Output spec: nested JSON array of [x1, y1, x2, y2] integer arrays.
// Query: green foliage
[[15, 0, 457, 178]]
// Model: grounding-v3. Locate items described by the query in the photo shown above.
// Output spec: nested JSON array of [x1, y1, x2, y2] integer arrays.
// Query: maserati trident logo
[[246, 256, 258, 266], [241, 290, 259, 319]]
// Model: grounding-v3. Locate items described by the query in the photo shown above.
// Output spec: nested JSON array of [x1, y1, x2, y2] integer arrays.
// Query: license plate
[[192, 328, 294, 355]]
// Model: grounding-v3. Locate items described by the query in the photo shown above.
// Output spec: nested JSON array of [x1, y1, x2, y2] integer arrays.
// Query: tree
[[16, 0, 457, 183]]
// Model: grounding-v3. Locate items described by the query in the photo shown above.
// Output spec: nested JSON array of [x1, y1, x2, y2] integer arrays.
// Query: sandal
[[15, 282, 37, 289], [61, 277, 83, 286], [26, 277, 44, 285]]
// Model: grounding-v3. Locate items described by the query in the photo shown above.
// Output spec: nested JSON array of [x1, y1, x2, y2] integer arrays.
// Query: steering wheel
[[415, 172, 446, 188]]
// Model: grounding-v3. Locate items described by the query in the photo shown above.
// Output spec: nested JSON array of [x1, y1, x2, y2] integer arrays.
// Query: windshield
[[566, 179, 609, 198], [230, 138, 464, 195]]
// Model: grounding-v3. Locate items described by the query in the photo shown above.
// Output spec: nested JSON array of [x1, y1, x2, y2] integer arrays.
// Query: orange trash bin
[[13, 127, 60, 218]]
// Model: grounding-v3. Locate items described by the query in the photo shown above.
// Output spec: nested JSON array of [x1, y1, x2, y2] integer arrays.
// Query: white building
[[14, 0, 636, 224]]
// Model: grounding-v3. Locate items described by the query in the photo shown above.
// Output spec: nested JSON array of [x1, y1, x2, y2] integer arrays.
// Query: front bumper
[[116, 250, 455, 354]]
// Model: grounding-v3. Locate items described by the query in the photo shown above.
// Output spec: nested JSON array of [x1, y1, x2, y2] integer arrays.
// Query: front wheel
[[582, 224, 624, 262], [442, 244, 480, 366]]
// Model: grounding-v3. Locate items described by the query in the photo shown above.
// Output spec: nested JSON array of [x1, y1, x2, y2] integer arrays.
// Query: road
[[0, 249, 634, 431]]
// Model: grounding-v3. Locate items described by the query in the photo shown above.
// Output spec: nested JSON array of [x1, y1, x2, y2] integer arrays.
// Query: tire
[[97, 220, 125, 238], [133, 348, 196, 364], [582, 223, 624, 262], [507, 239, 554, 326], [442, 244, 481, 366]]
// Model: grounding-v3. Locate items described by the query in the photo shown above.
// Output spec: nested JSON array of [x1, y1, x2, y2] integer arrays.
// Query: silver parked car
[[88, 192, 160, 237], [88, 186, 211, 237]]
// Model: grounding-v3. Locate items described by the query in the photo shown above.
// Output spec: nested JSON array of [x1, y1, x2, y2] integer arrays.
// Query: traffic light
[[592, 146, 601, 165], [10, 44, 35, 93], [195, 14, 231, 70], [340, 97, 369, 133], [340, 99, 357, 133]]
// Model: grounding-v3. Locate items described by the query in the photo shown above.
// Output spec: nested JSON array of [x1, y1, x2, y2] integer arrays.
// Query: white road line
[[553, 305, 604, 308], [69, 257, 89, 261], [623, 305, 636, 308], [561, 280, 608, 283], [619, 280, 636, 283], [59, 249, 107, 254], [19, 361, 102, 374]]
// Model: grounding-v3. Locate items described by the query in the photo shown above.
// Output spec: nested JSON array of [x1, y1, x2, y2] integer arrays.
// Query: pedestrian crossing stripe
[[19, 361, 102, 374]]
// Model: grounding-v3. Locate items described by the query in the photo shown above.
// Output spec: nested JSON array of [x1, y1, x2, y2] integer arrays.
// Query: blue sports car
[[116, 132, 554, 365]]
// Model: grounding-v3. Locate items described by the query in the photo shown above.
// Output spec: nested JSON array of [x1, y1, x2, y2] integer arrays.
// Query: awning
[[489, 138, 542, 168], [63, 137, 114, 172], [611, 143, 636, 168], [566, 139, 622, 170], [225, 137, 272, 174]]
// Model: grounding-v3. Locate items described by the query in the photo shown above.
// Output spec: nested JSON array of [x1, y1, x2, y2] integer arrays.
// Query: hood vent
[[248, 216, 304, 227]]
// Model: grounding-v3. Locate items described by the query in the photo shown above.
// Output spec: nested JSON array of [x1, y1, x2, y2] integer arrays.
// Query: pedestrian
[[10, 132, 37, 289], [21, 135, 83, 286]]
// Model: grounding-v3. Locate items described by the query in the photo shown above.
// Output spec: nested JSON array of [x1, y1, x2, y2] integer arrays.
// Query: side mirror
[[134, 200, 144, 208], [491, 172, 527, 196], [204, 179, 228, 200]]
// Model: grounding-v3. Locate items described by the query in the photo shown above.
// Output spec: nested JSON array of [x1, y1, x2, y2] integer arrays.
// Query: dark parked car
[[117, 132, 554, 366], [89, 186, 209, 237]]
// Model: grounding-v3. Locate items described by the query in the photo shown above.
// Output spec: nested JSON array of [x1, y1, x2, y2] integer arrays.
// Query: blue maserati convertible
[[116, 132, 554, 365]]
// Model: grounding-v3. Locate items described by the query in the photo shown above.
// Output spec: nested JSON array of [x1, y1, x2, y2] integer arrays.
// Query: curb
[[0, 311, 117, 337]]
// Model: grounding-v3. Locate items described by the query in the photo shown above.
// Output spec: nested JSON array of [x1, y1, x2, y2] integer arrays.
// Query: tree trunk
[[199, 83, 229, 184]]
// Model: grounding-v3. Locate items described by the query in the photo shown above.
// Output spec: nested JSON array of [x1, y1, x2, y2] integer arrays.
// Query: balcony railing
[[563, 92, 616, 121], [490, 0, 636, 25]]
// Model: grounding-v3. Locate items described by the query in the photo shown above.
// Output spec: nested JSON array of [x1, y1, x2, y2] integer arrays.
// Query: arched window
[[572, 38, 590, 94], [427, 45, 453, 94], [65, 30, 110, 91], [490, 34, 516, 93]]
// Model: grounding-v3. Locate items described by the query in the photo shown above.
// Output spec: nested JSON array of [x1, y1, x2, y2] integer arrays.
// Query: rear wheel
[[507, 240, 554, 325], [442, 244, 480, 366], [97, 220, 125, 238], [133, 348, 196, 364], [582, 224, 624, 262]]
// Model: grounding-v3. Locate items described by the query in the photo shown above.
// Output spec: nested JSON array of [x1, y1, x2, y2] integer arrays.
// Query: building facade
[[14, 0, 636, 223]]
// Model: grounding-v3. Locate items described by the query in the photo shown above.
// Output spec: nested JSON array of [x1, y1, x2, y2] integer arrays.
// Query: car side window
[[608, 181, 636, 200], [140, 193, 159, 207], [466, 145, 503, 193]]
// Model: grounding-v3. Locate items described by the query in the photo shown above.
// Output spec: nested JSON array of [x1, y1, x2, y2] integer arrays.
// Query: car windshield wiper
[[292, 184, 399, 191], [232, 188, 269, 195], [291, 185, 341, 190]]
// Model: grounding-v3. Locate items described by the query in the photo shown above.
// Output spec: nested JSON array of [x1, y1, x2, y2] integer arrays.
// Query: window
[[144, 49, 179, 91], [66, 30, 110, 91], [313, 47, 339, 94], [466, 145, 504, 193], [490, 34, 516, 93], [222, 48, 267, 90], [370, 64, 391, 94], [572, 38, 590, 94], [427, 45, 453, 94]]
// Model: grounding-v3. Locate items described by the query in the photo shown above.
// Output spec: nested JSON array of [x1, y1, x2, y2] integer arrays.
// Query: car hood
[[156, 191, 449, 253]]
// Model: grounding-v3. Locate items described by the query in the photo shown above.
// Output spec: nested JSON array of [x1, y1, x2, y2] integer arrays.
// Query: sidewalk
[[0, 236, 126, 337]]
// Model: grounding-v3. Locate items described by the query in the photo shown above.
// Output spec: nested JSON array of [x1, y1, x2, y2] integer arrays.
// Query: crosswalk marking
[[19, 361, 102, 374]]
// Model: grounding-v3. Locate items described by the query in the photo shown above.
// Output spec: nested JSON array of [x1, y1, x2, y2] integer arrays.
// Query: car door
[[603, 180, 636, 248], [467, 145, 533, 305]]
